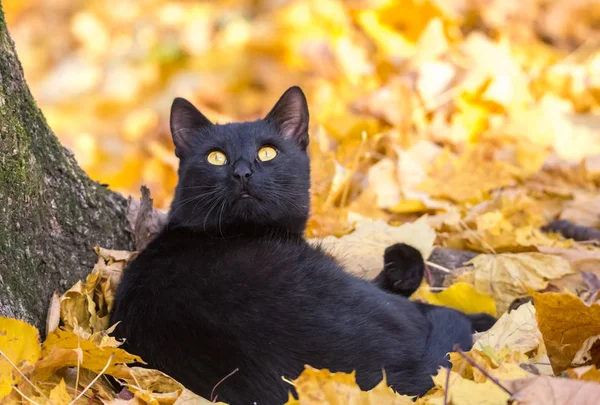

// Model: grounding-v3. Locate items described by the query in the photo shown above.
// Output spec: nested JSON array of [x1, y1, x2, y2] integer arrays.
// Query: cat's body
[[111, 87, 494, 404], [113, 228, 473, 403]]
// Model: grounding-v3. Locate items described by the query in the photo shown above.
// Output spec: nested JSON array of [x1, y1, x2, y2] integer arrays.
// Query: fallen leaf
[[46, 291, 60, 337], [315, 216, 436, 279], [424, 368, 510, 405], [448, 348, 533, 383], [34, 328, 142, 380], [532, 291, 600, 373], [417, 148, 519, 204], [459, 253, 575, 313], [572, 335, 600, 366], [414, 282, 497, 316], [172, 389, 227, 405], [506, 375, 600, 405], [474, 302, 541, 355], [120, 367, 185, 405], [567, 365, 600, 382], [0, 317, 41, 400], [48, 379, 73, 405], [284, 366, 413, 405], [560, 194, 600, 228]]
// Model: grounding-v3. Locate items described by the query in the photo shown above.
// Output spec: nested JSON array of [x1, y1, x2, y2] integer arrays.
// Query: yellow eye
[[258, 146, 277, 162], [207, 150, 227, 166]]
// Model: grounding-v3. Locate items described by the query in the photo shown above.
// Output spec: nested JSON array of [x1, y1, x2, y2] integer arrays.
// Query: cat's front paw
[[378, 243, 425, 297], [467, 313, 497, 333]]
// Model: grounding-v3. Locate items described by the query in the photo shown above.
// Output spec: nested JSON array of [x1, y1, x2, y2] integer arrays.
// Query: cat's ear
[[170, 97, 213, 158], [264, 86, 309, 150]]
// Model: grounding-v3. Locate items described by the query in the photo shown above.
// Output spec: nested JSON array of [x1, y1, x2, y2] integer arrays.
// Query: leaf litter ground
[[4, 0, 600, 403]]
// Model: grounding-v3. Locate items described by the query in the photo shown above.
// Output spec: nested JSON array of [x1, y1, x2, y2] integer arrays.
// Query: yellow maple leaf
[[448, 349, 532, 383], [284, 366, 413, 405], [33, 328, 142, 380], [531, 290, 600, 374], [48, 379, 73, 405], [414, 282, 497, 316], [417, 149, 519, 204], [0, 317, 41, 400], [423, 368, 510, 405]]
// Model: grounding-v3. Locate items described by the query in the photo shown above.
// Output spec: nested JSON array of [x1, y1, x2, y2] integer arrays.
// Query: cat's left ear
[[170, 97, 213, 159], [264, 86, 309, 150]]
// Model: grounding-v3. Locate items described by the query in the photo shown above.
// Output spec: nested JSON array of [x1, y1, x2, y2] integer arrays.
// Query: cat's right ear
[[170, 97, 213, 159]]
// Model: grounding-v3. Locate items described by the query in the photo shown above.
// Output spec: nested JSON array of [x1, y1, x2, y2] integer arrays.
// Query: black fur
[[111, 87, 495, 404]]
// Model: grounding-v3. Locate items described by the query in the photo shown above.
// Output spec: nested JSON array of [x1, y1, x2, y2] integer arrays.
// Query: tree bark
[[0, 2, 133, 331]]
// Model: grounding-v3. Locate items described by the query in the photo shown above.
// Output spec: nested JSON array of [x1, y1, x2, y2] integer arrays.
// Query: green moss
[[0, 116, 34, 191]]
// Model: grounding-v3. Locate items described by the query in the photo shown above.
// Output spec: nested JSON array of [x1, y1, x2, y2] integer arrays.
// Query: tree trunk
[[0, 2, 133, 331]]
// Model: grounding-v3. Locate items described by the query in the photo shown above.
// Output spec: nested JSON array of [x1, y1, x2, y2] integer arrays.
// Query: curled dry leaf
[[471, 302, 553, 377], [127, 186, 168, 251], [474, 302, 541, 355], [46, 291, 61, 337]]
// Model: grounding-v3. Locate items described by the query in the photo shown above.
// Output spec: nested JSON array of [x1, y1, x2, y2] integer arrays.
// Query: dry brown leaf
[[532, 290, 600, 373], [567, 365, 600, 382], [458, 253, 575, 313]]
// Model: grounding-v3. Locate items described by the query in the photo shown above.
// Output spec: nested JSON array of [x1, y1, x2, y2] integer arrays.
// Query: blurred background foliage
[[4, 0, 600, 237]]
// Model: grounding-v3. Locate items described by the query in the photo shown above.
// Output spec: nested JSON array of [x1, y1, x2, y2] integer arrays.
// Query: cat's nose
[[233, 163, 253, 180]]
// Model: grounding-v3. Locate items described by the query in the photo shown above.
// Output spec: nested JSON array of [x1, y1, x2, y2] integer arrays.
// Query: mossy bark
[[0, 2, 133, 331]]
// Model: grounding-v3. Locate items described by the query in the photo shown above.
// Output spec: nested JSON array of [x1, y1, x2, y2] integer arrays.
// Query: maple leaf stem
[[453, 346, 514, 396], [0, 348, 54, 405]]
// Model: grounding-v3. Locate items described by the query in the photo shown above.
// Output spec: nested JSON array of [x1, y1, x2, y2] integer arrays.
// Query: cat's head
[[167, 86, 310, 235]]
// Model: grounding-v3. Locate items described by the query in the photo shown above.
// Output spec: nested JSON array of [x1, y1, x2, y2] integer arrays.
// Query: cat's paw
[[379, 243, 424, 297], [467, 313, 497, 333]]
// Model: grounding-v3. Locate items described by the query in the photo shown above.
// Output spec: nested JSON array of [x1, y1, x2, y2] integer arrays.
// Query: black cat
[[111, 87, 495, 404]]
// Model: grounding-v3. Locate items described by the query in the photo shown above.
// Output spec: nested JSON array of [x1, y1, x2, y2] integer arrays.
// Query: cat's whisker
[[177, 185, 220, 190], [201, 196, 223, 234], [167, 195, 207, 223]]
